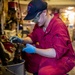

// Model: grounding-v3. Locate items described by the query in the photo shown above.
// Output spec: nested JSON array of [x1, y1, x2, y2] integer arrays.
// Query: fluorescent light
[[67, 7, 74, 10]]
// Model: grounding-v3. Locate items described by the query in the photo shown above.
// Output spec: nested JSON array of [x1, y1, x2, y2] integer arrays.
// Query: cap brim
[[24, 12, 38, 20]]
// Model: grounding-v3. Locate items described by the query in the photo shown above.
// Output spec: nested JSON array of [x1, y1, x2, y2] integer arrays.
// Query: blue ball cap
[[24, 0, 47, 20]]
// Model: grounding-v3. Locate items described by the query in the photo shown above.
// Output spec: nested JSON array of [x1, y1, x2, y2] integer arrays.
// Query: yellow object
[[36, 42, 39, 45], [17, 33, 22, 38], [4, 0, 8, 13]]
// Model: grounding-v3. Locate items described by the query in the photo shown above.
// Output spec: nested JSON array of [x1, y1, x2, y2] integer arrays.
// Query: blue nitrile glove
[[22, 44, 36, 53], [9, 36, 23, 43]]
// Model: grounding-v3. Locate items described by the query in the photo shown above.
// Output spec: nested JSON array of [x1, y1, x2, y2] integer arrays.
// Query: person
[[10, 0, 75, 75]]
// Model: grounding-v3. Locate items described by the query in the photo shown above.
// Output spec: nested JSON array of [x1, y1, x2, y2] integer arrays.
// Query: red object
[[8, 2, 18, 10], [0, 35, 15, 54], [3, 42, 14, 53]]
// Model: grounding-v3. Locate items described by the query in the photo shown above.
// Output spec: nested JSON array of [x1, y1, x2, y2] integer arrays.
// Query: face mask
[[32, 11, 42, 23]]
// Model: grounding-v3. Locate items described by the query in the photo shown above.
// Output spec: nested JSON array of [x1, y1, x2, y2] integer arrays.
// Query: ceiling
[[8, 0, 75, 9], [12, 0, 75, 5]]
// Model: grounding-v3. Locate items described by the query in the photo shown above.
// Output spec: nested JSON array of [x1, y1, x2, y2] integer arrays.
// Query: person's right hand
[[10, 36, 23, 43]]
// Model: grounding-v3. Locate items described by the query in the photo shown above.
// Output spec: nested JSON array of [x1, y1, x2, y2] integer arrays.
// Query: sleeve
[[52, 22, 70, 59], [28, 24, 38, 44]]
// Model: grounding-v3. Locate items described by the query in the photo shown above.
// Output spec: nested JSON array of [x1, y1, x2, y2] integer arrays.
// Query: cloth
[[38, 65, 71, 75], [23, 15, 75, 74]]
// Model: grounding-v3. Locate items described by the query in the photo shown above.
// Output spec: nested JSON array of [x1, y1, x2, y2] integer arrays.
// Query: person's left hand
[[9, 36, 23, 43], [22, 44, 36, 53]]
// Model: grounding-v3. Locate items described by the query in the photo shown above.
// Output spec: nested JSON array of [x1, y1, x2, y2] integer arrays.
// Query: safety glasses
[[32, 11, 42, 23]]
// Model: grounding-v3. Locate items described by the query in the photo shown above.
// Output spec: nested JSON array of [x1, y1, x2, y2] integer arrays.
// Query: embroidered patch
[[28, 4, 33, 13]]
